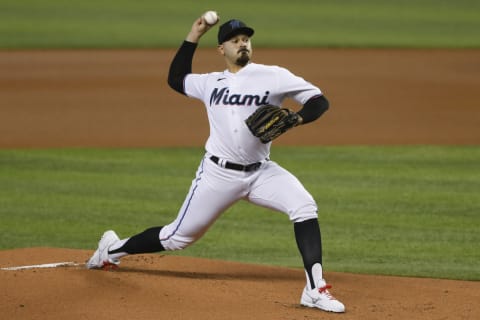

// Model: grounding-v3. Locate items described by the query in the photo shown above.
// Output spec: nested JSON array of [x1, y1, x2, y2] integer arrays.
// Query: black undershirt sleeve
[[297, 95, 330, 124], [167, 40, 198, 95]]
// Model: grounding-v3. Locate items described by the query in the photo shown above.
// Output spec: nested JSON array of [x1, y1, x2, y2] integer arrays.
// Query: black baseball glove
[[245, 104, 302, 143]]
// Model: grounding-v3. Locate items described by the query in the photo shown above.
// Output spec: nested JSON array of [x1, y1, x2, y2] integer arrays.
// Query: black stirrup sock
[[294, 218, 323, 289], [109, 226, 165, 254]]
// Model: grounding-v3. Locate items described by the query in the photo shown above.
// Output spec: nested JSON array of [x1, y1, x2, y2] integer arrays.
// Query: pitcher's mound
[[1, 247, 478, 320]]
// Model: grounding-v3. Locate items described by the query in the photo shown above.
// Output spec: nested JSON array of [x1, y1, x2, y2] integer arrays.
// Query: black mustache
[[238, 48, 249, 53]]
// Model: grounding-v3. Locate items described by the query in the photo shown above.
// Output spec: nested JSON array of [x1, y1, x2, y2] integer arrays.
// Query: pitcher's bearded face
[[219, 34, 253, 68], [236, 48, 250, 66]]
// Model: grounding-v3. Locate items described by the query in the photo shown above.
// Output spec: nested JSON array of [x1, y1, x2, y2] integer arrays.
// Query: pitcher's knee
[[290, 203, 318, 223]]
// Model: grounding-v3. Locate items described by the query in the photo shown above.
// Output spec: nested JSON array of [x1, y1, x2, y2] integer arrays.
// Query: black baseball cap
[[217, 19, 255, 44]]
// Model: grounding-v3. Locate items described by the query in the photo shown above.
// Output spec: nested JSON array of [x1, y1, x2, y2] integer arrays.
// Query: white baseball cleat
[[300, 280, 345, 313], [86, 230, 121, 270]]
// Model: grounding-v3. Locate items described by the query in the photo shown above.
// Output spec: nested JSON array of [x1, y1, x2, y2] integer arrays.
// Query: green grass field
[[1, 146, 479, 280], [1, 0, 479, 48]]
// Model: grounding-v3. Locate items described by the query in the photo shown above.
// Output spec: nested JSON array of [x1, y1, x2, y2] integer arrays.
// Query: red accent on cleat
[[102, 261, 118, 271], [319, 284, 332, 293]]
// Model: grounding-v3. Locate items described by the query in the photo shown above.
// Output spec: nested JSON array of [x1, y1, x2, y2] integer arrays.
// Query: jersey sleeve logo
[[209, 87, 270, 107]]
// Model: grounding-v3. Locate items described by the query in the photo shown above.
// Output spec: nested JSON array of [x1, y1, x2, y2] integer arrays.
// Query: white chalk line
[[1, 261, 83, 271]]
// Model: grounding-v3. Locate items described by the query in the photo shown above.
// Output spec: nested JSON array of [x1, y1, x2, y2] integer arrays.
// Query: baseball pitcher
[[87, 13, 345, 313]]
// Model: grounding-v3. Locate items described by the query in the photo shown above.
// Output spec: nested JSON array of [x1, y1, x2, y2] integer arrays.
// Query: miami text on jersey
[[209, 87, 270, 107]]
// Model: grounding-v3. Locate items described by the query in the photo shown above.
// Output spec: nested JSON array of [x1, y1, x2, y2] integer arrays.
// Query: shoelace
[[318, 284, 337, 300]]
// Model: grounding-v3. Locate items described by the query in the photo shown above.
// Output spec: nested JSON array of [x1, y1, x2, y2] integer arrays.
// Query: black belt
[[210, 156, 263, 172]]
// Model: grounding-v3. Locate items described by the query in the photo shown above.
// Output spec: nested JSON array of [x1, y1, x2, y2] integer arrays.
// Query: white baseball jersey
[[184, 62, 322, 163]]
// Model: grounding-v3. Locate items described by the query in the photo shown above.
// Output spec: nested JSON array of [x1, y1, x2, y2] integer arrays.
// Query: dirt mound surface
[[1, 248, 479, 320]]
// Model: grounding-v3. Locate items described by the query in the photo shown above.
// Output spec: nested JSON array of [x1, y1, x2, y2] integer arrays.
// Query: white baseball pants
[[159, 154, 318, 251]]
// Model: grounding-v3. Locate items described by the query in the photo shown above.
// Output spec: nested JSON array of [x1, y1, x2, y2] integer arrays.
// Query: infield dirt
[[0, 49, 479, 319]]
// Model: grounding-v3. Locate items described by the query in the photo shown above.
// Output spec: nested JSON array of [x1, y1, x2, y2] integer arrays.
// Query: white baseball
[[203, 11, 218, 25]]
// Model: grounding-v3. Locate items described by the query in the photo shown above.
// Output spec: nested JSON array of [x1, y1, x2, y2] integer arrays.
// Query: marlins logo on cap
[[217, 19, 255, 44]]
